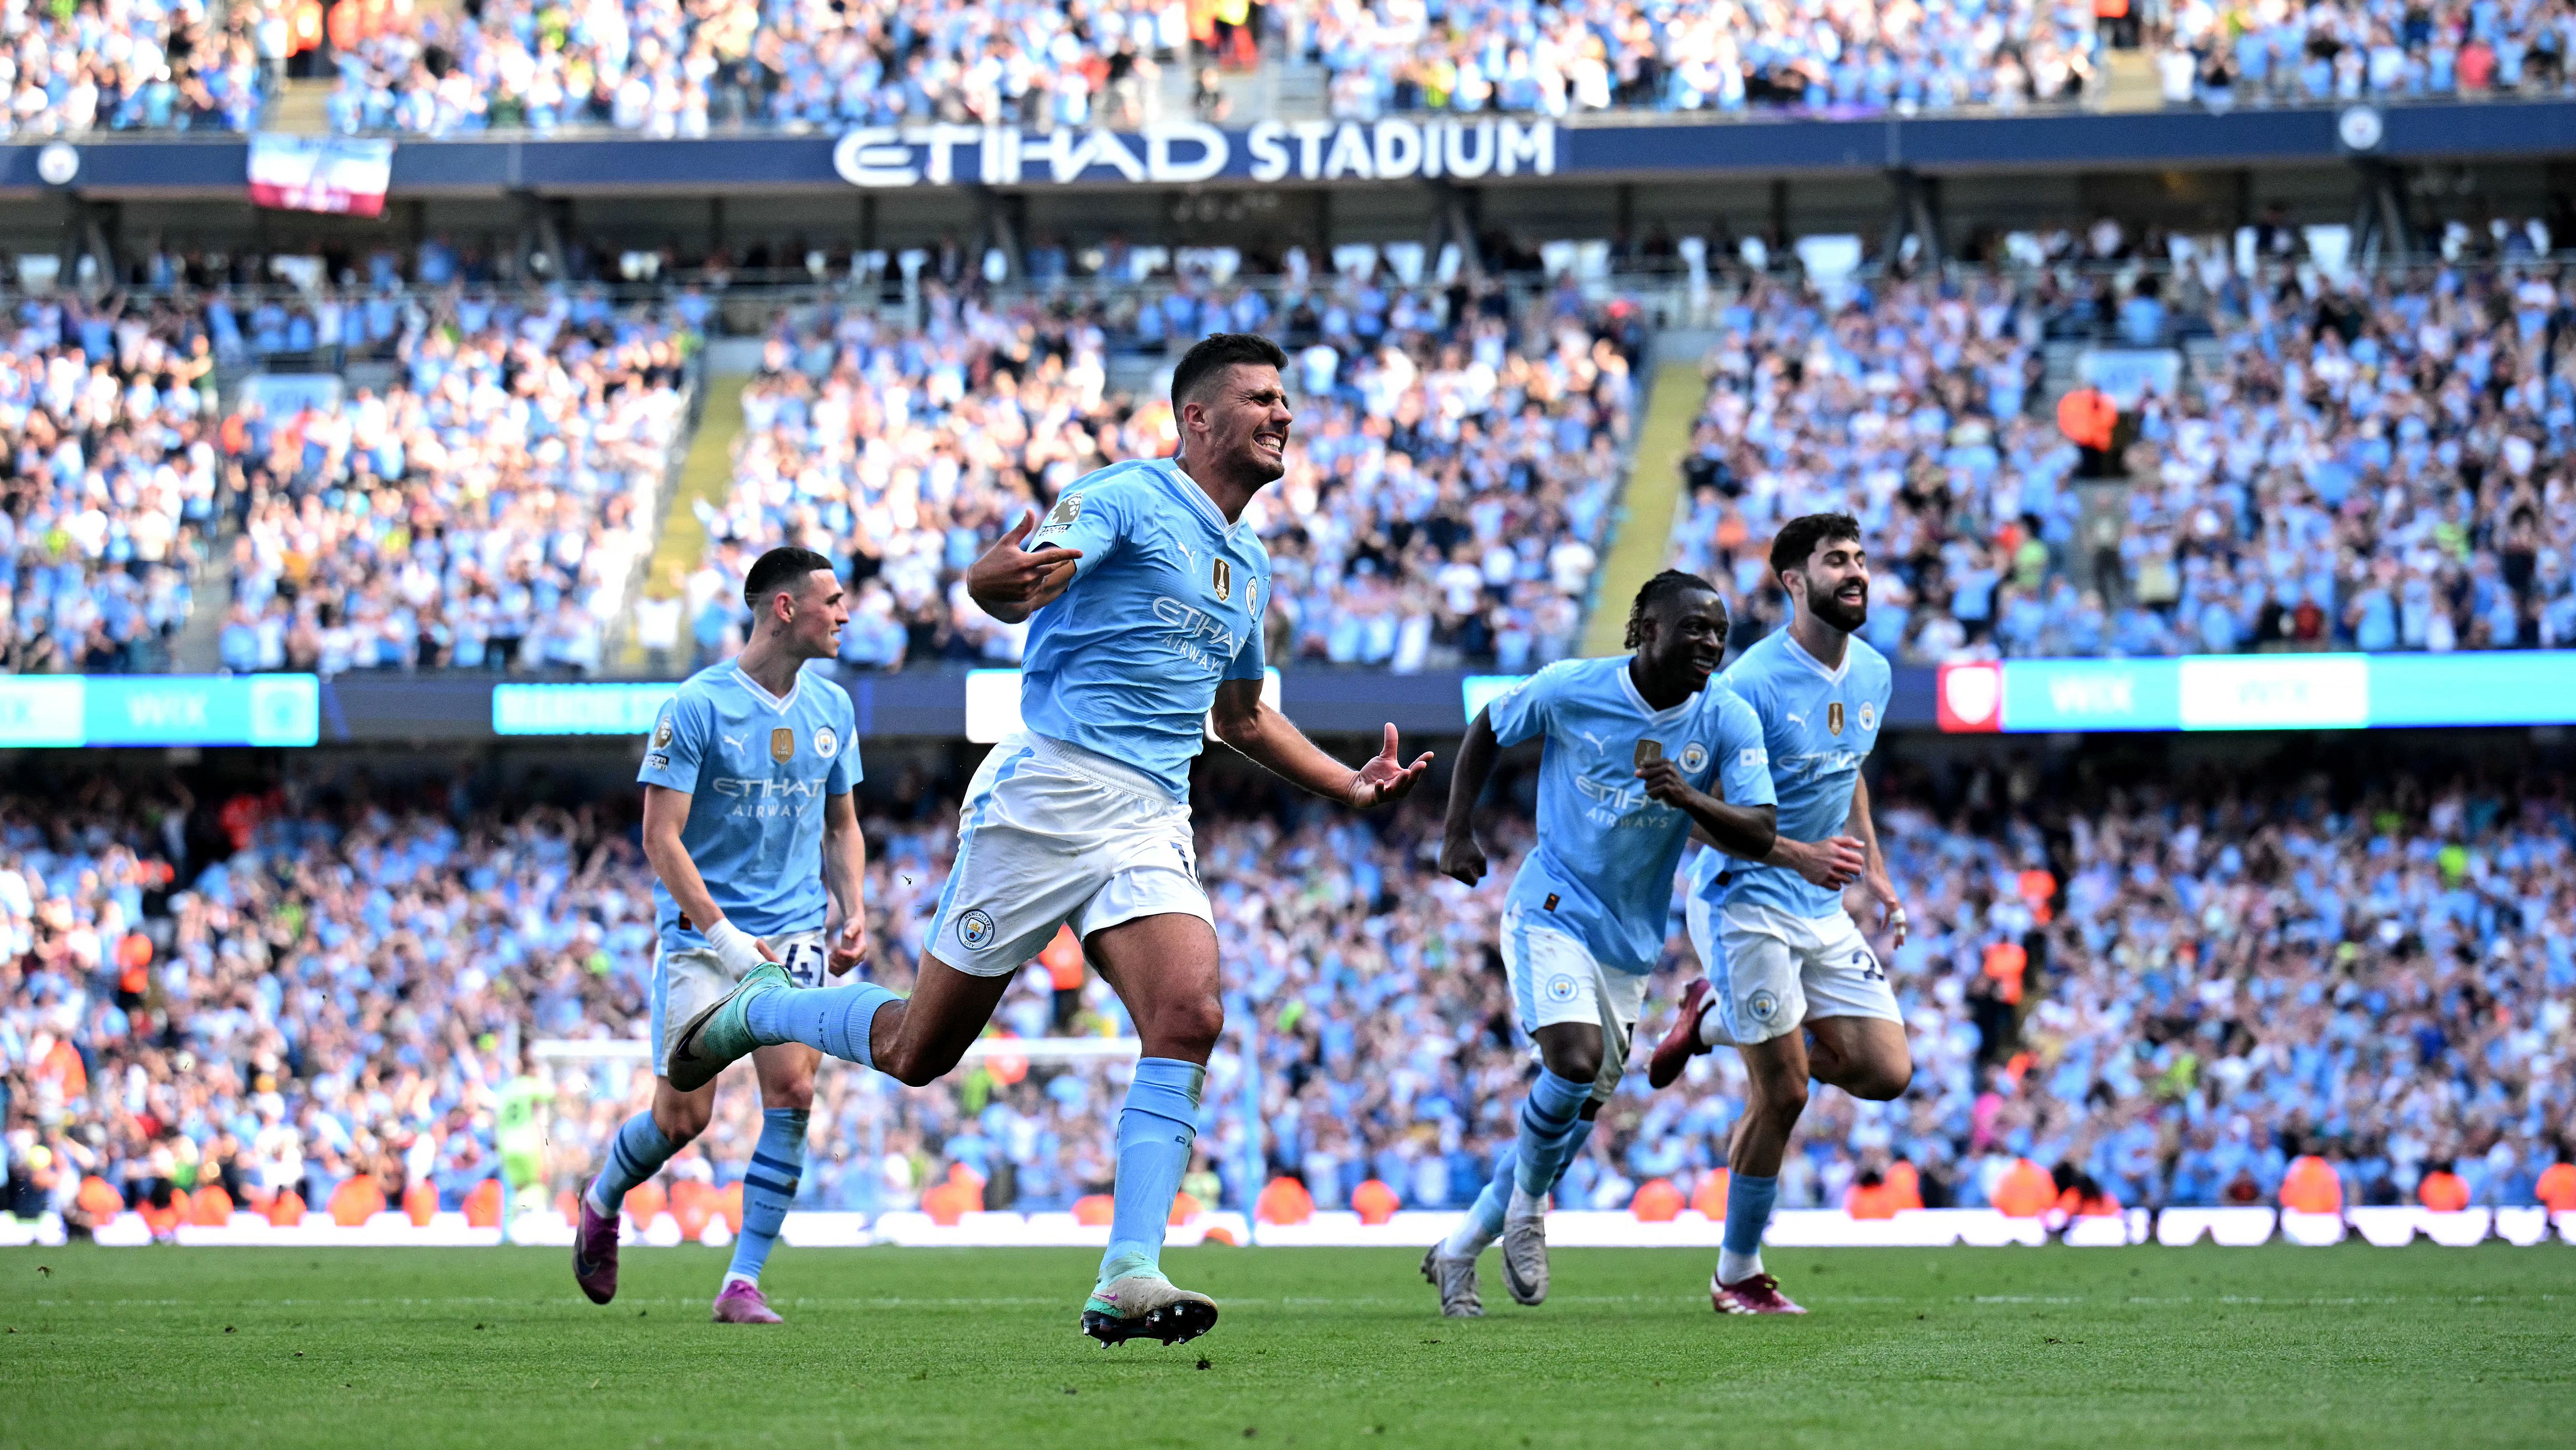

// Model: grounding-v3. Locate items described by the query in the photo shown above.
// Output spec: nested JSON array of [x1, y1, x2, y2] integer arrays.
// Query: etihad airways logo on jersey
[[711, 775, 825, 819], [1572, 774, 1676, 829], [1151, 595, 1242, 673], [1776, 749, 1866, 778]]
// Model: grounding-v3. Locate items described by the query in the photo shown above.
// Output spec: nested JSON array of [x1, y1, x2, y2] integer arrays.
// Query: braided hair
[[1624, 569, 1718, 649]]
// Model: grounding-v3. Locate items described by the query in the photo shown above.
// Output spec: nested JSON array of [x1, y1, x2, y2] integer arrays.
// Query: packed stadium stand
[[293, 0, 2576, 136], [1662, 257, 2574, 659], [214, 291, 694, 673], [5, 738, 2569, 1234], [4, 0, 266, 134], [0, 296, 219, 673], [690, 276, 1628, 670]]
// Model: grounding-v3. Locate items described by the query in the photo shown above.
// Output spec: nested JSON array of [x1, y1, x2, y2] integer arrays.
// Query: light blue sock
[[1546, 1117, 1598, 1192], [746, 980, 899, 1068], [1722, 1172, 1780, 1259], [586, 1112, 675, 1216], [1096, 1057, 1205, 1289], [1512, 1069, 1595, 1198], [1441, 1145, 1518, 1257], [726, 1107, 807, 1284]]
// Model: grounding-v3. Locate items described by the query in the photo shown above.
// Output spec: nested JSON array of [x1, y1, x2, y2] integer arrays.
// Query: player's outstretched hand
[[966, 510, 1082, 621], [827, 913, 871, 975], [1349, 724, 1432, 809], [1438, 831, 1488, 886]]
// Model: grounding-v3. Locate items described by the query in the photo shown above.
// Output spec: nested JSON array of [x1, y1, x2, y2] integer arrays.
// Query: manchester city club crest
[[1858, 701, 1877, 732], [1748, 989, 1780, 1022], [957, 909, 996, 951], [1828, 701, 1845, 735], [1544, 974, 1580, 1004], [814, 726, 838, 758], [1680, 743, 1709, 773]]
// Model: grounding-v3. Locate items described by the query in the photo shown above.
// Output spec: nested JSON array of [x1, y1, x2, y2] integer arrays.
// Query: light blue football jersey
[[1688, 628, 1891, 918], [638, 663, 860, 951], [1017, 457, 1271, 801], [1487, 655, 1775, 975]]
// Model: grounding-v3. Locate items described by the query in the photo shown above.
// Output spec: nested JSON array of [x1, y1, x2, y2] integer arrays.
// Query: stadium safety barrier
[[14, 1207, 2570, 1250]]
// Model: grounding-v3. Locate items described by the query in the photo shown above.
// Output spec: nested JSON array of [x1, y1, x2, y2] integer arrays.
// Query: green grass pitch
[[3, 1244, 2570, 1448]]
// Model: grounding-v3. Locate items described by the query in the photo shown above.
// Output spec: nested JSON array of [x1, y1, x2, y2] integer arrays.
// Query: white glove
[[702, 917, 767, 977]]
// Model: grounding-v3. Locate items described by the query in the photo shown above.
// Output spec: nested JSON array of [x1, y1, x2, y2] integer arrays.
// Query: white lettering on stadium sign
[[833, 119, 1556, 189]]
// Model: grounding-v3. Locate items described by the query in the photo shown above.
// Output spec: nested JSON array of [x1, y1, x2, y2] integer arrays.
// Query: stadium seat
[[2417, 1210, 2489, 1248], [1167, 1192, 1203, 1226], [2346, 1208, 2421, 1248], [1630, 1179, 1683, 1222], [2279, 1211, 2346, 1247], [1072, 1195, 1115, 1227], [2062, 1215, 2130, 1247], [2493, 1207, 2551, 1247], [2154, 1208, 2275, 1247], [462, 1180, 504, 1230], [716, 1183, 744, 1234], [265, 1190, 307, 1228], [401, 1182, 437, 1227]]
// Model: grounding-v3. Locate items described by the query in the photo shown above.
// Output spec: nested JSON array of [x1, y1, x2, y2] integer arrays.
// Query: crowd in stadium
[[210, 288, 695, 675], [0, 296, 220, 674], [685, 272, 1631, 670], [4, 746, 2568, 1234], [1666, 257, 2576, 660], [10, 0, 2576, 138], [1, 0, 265, 135]]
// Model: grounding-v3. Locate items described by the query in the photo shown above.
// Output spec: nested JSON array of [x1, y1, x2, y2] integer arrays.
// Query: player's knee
[[1545, 1044, 1603, 1085], [875, 1039, 953, 1089], [1752, 1071, 1809, 1123], [1850, 1059, 1913, 1102], [653, 1098, 712, 1144], [1138, 992, 1225, 1057]]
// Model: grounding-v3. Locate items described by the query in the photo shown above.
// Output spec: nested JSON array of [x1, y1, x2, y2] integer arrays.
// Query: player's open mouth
[[1837, 584, 1867, 604], [1253, 431, 1286, 454]]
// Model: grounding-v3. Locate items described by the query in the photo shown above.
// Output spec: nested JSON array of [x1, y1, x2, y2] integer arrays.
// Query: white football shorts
[[1684, 895, 1902, 1047], [650, 928, 826, 1077], [926, 731, 1212, 978], [1501, 904, 1651, 1104]]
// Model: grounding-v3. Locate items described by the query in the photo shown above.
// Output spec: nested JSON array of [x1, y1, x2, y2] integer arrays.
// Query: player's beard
[[1807, 576, 1868, 633]]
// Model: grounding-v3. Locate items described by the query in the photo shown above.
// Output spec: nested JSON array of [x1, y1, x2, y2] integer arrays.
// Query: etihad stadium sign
[[832, 118, 1558, 189]]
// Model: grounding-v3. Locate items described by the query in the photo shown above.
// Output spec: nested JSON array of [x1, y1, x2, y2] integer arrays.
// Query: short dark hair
[[743, 546, 835, 613], [1172, 332, 1289, 409], [1624, 568, 1719, 649], [1769, 513, 1863, 580]]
